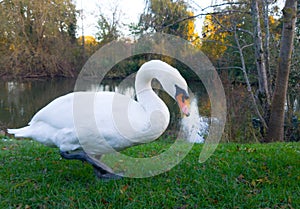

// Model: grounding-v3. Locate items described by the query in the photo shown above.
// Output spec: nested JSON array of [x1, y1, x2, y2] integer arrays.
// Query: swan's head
[[137, 60, 191, 116], [162, 68, 190, 117], [145, 60, 191, 117], [174, 84, 190, 117]]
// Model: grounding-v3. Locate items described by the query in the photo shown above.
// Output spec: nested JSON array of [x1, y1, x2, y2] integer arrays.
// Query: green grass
[[0, 136, 299, 209]]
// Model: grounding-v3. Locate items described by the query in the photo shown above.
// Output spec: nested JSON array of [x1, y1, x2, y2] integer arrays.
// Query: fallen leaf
[[120, 185, 129, 194], [237, 174, 244, 181], [16, 204, 22, 209]]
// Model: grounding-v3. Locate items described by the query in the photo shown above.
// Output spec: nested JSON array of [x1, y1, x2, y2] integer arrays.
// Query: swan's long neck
[[135, 65, 170, 136]]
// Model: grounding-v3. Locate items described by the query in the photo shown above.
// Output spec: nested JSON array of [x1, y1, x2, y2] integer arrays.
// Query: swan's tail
[[7, 126, 31, 138], [7, 124, 59, 148]]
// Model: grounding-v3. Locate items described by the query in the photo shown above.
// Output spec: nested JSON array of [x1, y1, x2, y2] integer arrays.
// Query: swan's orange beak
[[176, 94, 190, 117]]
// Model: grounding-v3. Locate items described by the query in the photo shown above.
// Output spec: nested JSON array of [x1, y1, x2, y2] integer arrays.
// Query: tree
[[265, 0, 298, 142], [201, 2, 256, 77], [95, 5, 121, 46], [0, 0, 78, 77], [201, 14, 229, 62], [201, 2, 274, 139], [199, 0, 299, 141], [133, 0, 200, 45], [77, 35, 98, 57]]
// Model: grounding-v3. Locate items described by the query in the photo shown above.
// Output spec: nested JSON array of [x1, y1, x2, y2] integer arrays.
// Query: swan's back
[[30, 93, 75, 128]]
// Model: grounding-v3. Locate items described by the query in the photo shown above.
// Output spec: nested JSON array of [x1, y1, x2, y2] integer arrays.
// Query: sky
[[74, 0, 217, 37], [75, 0, 286, 38]]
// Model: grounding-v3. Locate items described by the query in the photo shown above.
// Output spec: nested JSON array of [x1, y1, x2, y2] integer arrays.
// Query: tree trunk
[[251, 0, 271, 106], [262, 0, 272, 96], [265, 0, 298, 142]]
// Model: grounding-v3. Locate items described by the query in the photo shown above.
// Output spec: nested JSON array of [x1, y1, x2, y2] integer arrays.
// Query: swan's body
[[12, 91, 169, 153], [8, 60, 190, 179]]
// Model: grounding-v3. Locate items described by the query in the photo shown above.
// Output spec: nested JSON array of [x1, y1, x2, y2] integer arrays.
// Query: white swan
[[8, 60, 190, 179]]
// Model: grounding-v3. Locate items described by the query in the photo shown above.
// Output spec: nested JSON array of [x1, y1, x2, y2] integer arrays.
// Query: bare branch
[[162, 10, 250, 30], [201, 2, 247, 11], [233, 26, 268, 129], [236, 27, 253, 36], [241, 43, 254, 50], [201, 39, 238, 49], [216, 66, 244, 71]]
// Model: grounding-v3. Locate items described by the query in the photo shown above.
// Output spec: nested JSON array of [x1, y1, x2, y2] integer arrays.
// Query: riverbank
[[1, 137, 299, 208]]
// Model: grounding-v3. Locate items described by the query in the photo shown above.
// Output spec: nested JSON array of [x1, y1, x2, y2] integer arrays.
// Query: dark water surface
[[0, 78, 210, 134]]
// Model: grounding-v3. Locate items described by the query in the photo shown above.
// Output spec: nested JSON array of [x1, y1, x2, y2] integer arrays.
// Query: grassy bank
[[0, 137, 299, 208]]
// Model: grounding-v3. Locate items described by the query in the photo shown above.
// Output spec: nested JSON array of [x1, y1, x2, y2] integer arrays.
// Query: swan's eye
[[182, 95, 189, 103], [175, 84, 189, 99], [175, 86, 191, 117]]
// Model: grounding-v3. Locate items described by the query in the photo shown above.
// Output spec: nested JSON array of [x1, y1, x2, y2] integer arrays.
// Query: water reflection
[[0, 79, 76, 129], [0, 79, 210, 142]]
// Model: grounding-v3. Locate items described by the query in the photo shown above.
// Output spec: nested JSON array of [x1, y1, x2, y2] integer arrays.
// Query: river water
[[0, 78, 210, 142]]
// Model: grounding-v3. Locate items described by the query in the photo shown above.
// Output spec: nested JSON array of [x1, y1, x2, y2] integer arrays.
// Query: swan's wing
[[95, 92, 150, 135], [12, 91, 153, 153], [29, 92, 75, 128], [85, 92, 151, 152]]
